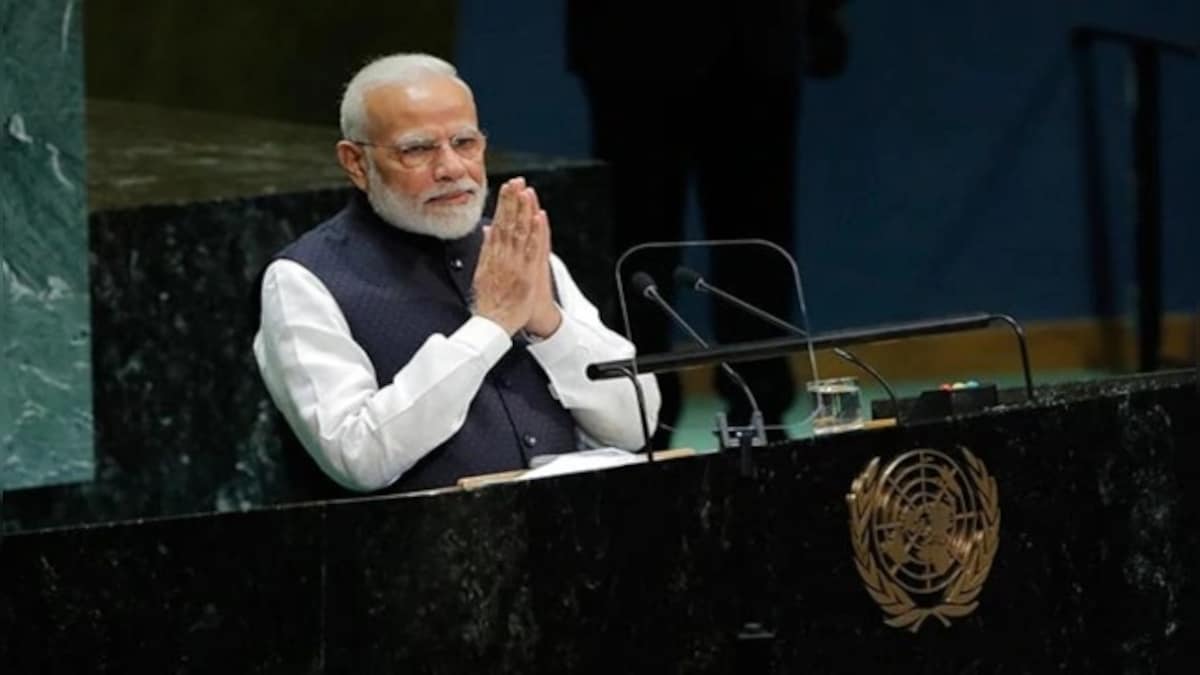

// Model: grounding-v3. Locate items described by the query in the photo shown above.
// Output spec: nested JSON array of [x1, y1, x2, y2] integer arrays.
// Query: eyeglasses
[[351, 129, 487, 169]]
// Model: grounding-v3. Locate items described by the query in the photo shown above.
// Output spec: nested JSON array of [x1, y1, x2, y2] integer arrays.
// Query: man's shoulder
[[277, 201, 358, 263]]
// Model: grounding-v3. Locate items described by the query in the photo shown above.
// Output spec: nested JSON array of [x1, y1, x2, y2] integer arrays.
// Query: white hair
[[339, 53, 472, 141]]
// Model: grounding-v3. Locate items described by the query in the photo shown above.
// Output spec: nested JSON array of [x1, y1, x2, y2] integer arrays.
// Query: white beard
[[364, 157, 487, 240]]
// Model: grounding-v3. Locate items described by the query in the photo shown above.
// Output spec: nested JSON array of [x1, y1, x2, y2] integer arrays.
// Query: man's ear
[[336, 140, 369, 191]]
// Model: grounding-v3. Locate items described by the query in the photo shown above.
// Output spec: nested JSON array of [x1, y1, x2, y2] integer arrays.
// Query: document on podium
[[517, 447, 646, 482], [456, 448, 696, 490]]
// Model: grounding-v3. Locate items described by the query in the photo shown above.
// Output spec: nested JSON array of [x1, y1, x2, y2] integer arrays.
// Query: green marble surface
[[0, 0, 93, 488]]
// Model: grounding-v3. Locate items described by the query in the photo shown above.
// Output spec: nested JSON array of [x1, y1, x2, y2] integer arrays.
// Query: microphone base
[[715, 412, 768, 451]]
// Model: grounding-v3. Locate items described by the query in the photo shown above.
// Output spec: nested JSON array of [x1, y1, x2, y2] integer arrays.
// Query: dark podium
[[2, 370, 1197, 673]]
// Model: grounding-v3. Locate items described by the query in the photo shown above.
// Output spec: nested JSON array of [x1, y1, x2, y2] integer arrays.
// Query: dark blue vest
[[273, 193, 577, 492]]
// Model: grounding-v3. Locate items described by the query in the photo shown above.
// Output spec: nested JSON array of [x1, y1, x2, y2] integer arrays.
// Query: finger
[[525, 234, 539, 264], [494, 221, 522, 262], [537, 208, 552, 252], [512, 188, 533, 240], [522, 201, 540, 257], [481, 224, 505, 258], [527, 185, 542, 215], [533, 209, 550, 259], [502, 176, 526, 223], [523, 208, 547, 264], [526, 190, 546, 252], [482, 211, 506, 250], [475, 226, 495, 272], [533, 212, 555, 302], [493, 180, 517, 231]]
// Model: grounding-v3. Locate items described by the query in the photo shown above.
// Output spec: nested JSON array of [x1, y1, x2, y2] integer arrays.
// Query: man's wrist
[[525, 305, 562, 338], [471, 303, 524, 336]]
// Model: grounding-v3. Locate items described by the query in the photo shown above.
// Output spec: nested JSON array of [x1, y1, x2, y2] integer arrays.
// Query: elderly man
[[253, 53, 659, 493]]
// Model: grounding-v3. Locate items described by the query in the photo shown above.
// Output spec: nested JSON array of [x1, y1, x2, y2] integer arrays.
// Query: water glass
[[807, 376, 865, 435]]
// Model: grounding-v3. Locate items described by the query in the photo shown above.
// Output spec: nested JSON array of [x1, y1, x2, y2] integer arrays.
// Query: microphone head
[[630, 271, 658, 298], [673, 266, 704, 290]]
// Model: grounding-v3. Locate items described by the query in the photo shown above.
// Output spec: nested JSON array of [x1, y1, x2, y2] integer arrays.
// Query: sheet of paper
[[516, 447, 646, 482]]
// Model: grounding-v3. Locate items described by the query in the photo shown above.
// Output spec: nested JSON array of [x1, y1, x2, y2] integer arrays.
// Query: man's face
[[340, 76, 488, 238]]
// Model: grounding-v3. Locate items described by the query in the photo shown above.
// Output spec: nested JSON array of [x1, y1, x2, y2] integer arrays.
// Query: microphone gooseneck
[[631, 271, 762, 422], [609, 274, 656, 454], [674, 265, 902, 422]]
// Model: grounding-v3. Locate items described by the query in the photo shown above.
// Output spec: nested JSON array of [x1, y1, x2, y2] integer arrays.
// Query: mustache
[[422, 180, 483, 202]]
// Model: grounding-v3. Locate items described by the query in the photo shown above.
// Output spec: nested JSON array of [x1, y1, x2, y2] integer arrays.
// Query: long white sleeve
[[528, 255, 660, 450]]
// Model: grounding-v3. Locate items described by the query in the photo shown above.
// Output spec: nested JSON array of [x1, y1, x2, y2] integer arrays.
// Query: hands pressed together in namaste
[[471, 177, 562, 337]]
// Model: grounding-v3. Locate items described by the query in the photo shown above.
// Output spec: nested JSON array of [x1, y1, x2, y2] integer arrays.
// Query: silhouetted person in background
[[568, 1, 848, 445]]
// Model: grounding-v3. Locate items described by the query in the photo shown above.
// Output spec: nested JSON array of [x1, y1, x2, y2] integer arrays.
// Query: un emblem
[[846, 448, 1000, 632]]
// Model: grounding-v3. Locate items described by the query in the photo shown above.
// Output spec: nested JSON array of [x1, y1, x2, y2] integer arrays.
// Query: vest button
[[449, 257, 464, 271], [498, 376, 512, 389], [522, 433, 538, 448]]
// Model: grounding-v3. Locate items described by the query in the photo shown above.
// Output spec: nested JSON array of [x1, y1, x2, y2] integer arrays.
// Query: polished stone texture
[[0, 0, 93, 489], [1, 372, 1197, 672], [0, 506, 326, 673], [0, 101, 614, 530]]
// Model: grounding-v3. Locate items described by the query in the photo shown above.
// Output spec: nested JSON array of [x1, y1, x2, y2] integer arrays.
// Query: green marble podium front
[[0, 0, 93, 490]]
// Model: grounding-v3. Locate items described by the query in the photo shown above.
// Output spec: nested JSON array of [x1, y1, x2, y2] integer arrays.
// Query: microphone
[[674, 265, 801, 337], [630, 271, 767, 447], [674, 265, 902, 422]]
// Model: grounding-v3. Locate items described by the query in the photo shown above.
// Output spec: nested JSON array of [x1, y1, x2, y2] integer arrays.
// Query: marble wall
[[0, 0, 93, 490]]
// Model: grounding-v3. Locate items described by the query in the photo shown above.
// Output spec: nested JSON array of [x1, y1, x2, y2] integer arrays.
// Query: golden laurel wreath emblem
[[846, 447, 1000, 632]]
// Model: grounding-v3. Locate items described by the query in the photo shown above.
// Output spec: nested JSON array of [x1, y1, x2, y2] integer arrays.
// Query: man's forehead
[[364, 78, 476, 130]]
